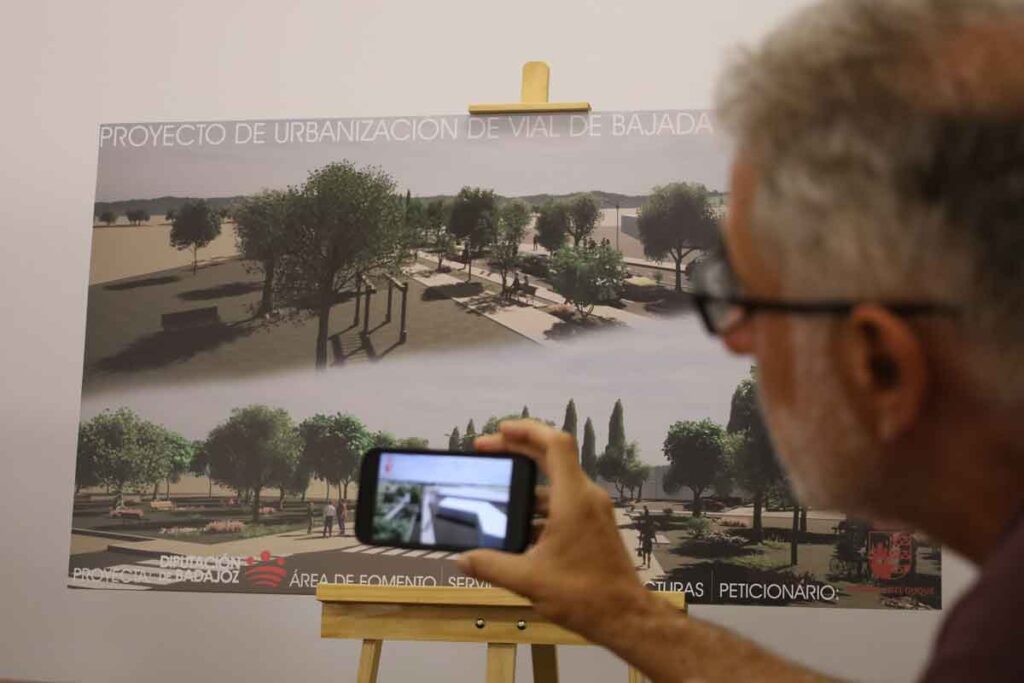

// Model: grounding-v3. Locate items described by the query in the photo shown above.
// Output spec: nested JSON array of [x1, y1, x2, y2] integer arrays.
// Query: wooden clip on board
[[317, 584, 685, 682], [469, 62, 591, 115]]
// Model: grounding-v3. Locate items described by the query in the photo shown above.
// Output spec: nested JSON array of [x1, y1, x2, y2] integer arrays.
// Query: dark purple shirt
[[921, 511, 1024, 681]]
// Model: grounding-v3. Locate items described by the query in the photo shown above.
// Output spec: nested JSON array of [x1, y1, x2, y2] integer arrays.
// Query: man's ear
[[840, 305, 928, 442]]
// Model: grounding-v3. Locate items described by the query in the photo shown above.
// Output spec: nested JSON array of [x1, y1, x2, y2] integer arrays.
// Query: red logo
[[868, 532, 915, 581], [243, 550, 288, 588]]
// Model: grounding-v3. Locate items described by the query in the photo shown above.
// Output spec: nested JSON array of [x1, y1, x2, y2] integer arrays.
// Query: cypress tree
[[562, 399, 578, 443], [607, 399, 626, 458], [521, 405, 531, 418], [448, 427, 461, 451], [462, 420, 477, 450], [581, 418, 598, 477]]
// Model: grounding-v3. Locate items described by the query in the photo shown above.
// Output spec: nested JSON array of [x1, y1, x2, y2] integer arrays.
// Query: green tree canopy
[[98, 210, 117, 226], [449, 187, 497, 281], [637, 183, 718, 292], [170, 199, 222, 274], [663, 419, 727, 516], [234, 189, 298, 316], [275, 161, 408, 368], [299, 413, 371, 502], [448, 427, 461, 451], [548, 242, 626, 318], [492, 200, 531, 294], [623, 450, 651, 499], [205, 405, 301, 520], [425, 198, 455, 269], [534, 200, 570, 253], [581, 417, 598, 478], [76, 409, 172, 498], [156, 428, 196, 498], [727, 370, 783, 540], [566, 194, 601, 246]]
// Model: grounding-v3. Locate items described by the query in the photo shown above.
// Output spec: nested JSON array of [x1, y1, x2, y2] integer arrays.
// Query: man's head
[[713, 0, 1024, 521]]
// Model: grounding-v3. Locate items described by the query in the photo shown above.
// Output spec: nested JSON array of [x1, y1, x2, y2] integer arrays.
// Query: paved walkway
[[406, 266, 560, 346], [416, 253, 651, 328], [615, 508, 666, 585]]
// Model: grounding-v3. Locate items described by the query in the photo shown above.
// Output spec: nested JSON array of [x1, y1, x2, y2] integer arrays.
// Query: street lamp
[[615, 202, 620, 252]]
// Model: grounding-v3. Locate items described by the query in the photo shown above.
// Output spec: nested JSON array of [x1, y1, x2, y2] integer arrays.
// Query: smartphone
[[356, 447, 537, 553]]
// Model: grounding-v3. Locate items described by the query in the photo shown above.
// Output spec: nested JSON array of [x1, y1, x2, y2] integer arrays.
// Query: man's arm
[[457, 420, 832, 683], [594, 583, 829, 682]]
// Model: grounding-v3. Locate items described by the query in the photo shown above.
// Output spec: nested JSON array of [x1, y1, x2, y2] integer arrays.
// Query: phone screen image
[[370, 452, 516, 550]]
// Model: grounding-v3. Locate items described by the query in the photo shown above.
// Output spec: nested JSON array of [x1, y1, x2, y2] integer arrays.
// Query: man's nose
[[722, 322, 755, 355]]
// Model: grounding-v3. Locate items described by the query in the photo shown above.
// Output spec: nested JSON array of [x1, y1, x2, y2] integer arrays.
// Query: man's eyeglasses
[[691, 254, 960, 336]]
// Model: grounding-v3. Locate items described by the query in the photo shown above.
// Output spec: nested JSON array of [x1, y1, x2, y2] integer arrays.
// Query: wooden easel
[[316, 584, 685, 683]]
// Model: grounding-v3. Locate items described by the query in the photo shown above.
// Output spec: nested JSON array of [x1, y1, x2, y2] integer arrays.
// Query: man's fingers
[[497, 420, 582, 486], [474, 432, 547, 462], [534, 485, 550, 517], [456, 550, 535, 597]]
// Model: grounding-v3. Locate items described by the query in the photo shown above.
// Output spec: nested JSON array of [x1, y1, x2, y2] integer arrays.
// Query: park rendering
[[68, 113, 941, 608]]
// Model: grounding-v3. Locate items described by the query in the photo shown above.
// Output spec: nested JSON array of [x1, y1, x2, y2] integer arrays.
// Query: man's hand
[[456, 419, 650, 643], [457, 420, 831, 683]]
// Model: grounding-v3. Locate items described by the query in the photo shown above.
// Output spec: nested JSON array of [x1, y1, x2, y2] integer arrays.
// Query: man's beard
[[758, 323, 877, 511]]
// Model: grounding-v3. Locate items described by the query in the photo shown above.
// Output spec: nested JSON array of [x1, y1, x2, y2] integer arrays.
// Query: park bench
[[110, 507, 144, 520], [161, 306, 220, 331], [149, 500, 175, 511]]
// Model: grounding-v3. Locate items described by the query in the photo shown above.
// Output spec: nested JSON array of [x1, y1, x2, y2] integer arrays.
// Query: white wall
[[0, 1, 976, 681]]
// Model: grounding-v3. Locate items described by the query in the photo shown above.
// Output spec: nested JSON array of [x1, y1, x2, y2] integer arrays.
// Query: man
[[322, 499, 336, 538], [457, 0, 1024, 680]]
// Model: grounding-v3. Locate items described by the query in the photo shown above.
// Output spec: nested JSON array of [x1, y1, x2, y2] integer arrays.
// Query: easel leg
[[627, 665, 648, 683], [531, 644, 558, 683], [357, 639, 382, 683], [487, 642, 517, 683]]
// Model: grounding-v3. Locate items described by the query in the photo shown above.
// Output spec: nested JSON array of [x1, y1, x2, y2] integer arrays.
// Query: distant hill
[[94, 189, 728, 218]]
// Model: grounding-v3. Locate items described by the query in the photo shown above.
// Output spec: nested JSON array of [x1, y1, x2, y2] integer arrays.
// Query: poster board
[[69, 109, 940, 611]]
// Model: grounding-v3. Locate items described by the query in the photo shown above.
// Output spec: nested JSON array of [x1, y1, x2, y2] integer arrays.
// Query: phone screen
[[357, 449, 534, 553]]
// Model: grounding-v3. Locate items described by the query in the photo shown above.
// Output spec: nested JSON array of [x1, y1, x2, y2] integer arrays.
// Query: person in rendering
[[639, 506, 654, 569], [306, 500, 314, 535], [338, 500, 348, 537], [322, 499, 336, 538], [458, 1, 1024, 680]]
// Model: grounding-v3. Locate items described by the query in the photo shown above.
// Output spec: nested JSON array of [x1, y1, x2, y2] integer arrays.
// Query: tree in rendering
[[492, 200, 531, 296], [637, 183, 718, 292], [566, 194, 601, 246], [299, 413, 371, 504], [580, 417, 598, 478], [274, 161, 407, 369], [727, 371, 782, 541], [425, 199, 455, 270], [449, 187, 497, 281], [204, 405, 301, 521], [663, 419, 727, 517], [170, 199, 222, 274], [234, 189, 298, 316], [77, 409, 171, 501], [561, 399, 578, 444], [98, 210, 117, 226], [534, 200, 570, 253], [548, 242, 626, 318]]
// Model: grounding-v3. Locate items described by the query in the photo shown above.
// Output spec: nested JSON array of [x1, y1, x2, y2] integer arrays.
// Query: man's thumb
[[457, 550, 532, 596]]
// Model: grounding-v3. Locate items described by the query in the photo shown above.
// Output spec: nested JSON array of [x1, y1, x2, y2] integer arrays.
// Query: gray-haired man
[[458, 1, 1024, 680]]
